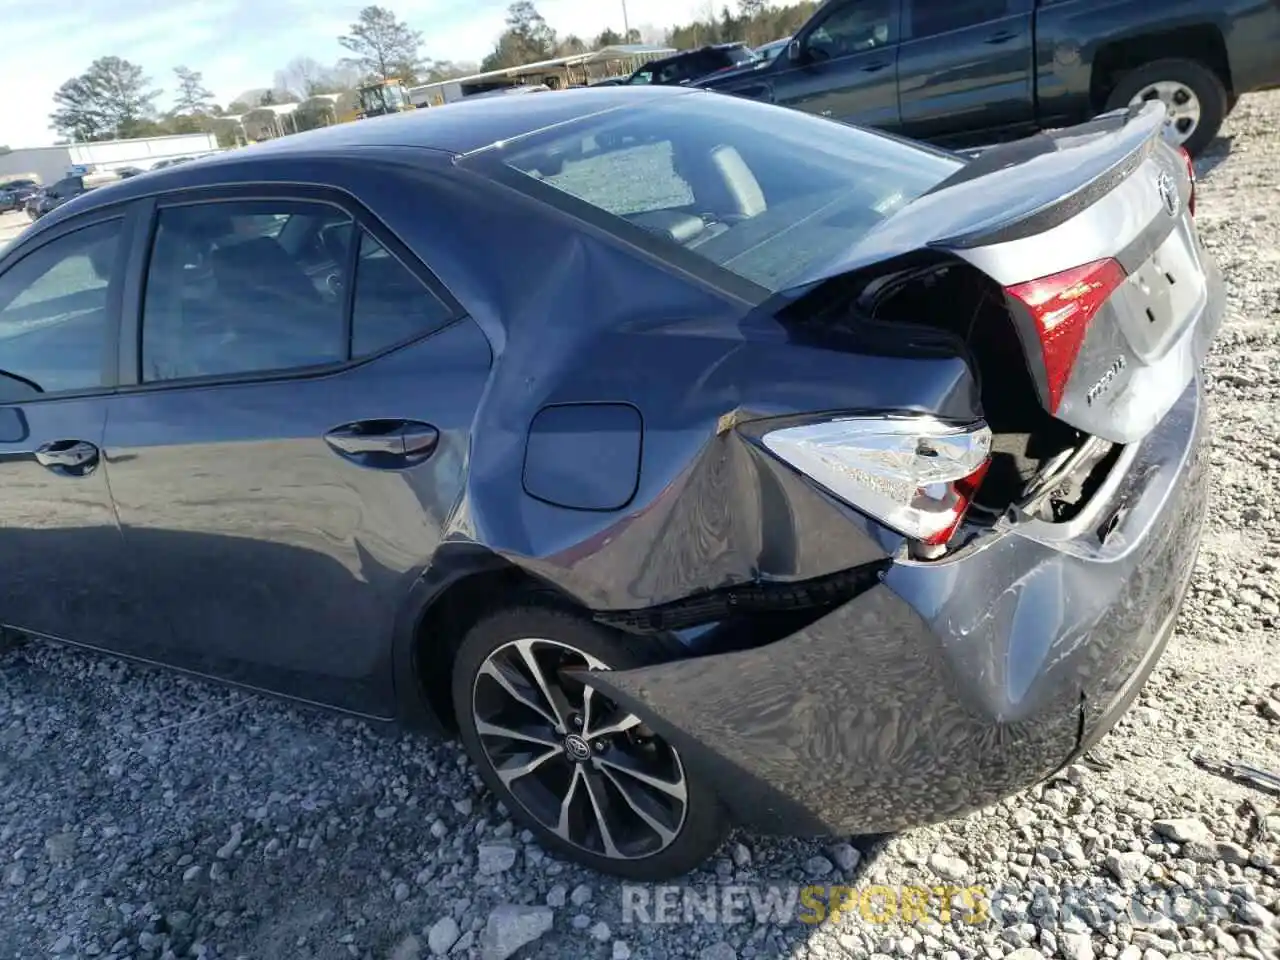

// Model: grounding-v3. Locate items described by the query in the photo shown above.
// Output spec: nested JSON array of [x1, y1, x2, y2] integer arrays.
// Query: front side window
[[659, 61, 694, 84], [806, 0, 896, 58], [0, 220, 121, 395], [49, 177, 83, 199], [492, 93, 960, 294], [142, 201, 352, 382], [385, 84, 407, 108], [910, 0, 1015, 39]]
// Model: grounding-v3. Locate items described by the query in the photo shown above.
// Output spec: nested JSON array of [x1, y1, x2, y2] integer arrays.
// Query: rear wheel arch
[[393, 546, 563, 734], [394, 543, 690, 736], [1090, 26, 1232, 113]]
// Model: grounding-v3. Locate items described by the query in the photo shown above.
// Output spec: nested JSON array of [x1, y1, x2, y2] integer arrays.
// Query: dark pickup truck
[[698, 0, 1280, 155]]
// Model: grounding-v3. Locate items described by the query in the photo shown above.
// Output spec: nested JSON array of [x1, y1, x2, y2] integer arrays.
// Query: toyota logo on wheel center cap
[[564, 734, 592, 761]]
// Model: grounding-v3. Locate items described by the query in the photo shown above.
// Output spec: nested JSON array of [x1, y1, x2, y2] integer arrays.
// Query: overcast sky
[[0, 0, 708, 148]]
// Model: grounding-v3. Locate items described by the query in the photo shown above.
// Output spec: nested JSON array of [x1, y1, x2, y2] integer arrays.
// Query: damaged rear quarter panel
[[583, 379, 1209, 835], [445, 204, 983, 610]]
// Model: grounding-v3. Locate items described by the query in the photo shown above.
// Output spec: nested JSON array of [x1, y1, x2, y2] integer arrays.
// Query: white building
[[409, 44, 676, 107], [0, 133, 219, 186]]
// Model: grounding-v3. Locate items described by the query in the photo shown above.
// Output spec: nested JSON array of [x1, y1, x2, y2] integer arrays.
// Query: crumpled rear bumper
[[587, 379, 1209, 835]]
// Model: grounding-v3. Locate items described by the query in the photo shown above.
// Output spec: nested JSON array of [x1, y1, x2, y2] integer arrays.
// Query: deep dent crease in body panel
[[585, 379, 1209, 836]]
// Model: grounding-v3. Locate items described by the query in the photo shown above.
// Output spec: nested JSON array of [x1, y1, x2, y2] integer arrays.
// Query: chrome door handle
[[34, 439, 99, 474], [325, 431, 404, 456], [324, 420, 439, 468]]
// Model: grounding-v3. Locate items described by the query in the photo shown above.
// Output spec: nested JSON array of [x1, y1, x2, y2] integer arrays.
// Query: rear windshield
[[493, 92, 961, 293]]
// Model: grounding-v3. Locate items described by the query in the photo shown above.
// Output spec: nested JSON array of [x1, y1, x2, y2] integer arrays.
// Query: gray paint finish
[[0, 88, 1218, 842]]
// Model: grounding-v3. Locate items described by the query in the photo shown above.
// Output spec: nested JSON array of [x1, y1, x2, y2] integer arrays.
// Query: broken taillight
[[1178, 145, 1197, 216], [1005, 258, 1127, 413], [762, 416, 993, 547]]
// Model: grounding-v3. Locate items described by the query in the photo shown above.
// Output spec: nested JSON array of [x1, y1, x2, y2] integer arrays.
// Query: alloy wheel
[[1129, 81, 1202, 146], [471, 637, 688, 860]]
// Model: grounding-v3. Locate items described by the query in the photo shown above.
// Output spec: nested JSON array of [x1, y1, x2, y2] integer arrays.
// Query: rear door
[[0, 211, 146, 647], [771, 0, 902, 129], [896, 0, 1036, 144], [99, 188, 491, 715]]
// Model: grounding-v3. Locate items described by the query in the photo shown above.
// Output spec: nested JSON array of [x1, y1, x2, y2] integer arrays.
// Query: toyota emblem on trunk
[[1157, 171, 1178, 216]]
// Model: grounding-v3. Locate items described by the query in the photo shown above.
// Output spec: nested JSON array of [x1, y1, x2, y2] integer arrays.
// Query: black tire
[[452, 604, 728, 880], [1104, 58, 1227, 157]]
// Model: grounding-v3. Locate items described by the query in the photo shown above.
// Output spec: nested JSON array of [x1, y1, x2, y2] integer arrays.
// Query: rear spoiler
[[925, 102, 1166, 249], [949, 103, 1148, 162], [773, 101, 1169, 301]]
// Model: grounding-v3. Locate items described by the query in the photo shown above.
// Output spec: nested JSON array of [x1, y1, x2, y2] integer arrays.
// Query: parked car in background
[[698, 0, 1280, 155], [114, 166, 146, 179], [754, 36, 791, 64], [0, 86, 1218, 880], [0, 179, 41, 213], [24, 176, 86, 220], [623, 43, 758, 86]]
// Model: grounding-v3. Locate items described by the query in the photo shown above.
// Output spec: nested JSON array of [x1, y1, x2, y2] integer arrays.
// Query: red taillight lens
[[918, 457, 992, 546], [1006, 258, 1127, 413], [1178, 146, 1197, 216]]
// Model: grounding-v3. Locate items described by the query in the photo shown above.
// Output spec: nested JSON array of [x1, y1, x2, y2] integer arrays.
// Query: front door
[[771, 0, 901, 129], [0, 217, 140, 646], [100, 194, 490, 715]]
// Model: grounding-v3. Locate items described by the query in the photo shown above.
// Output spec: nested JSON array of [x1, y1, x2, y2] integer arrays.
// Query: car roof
[[36, 87, 709, 225], [259, 86, 696, 157]]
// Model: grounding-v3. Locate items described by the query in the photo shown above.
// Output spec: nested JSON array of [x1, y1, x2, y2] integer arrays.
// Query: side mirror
[[0, 372, 40, 409], [788, 39, 804, 63]]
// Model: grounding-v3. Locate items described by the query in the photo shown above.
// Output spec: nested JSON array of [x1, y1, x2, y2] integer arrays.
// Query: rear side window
[[910, 0, 1018, 39], [351, 232, 454, 357], [493, 93, 960, 294], [142, 201, 351, 382], [141, 199, 455, 382], [806, 0, 896, 57], [0, 220, 121, 394]]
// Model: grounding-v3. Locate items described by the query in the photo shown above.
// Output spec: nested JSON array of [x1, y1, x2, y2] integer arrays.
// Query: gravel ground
[[2, 93, 1279, 960]]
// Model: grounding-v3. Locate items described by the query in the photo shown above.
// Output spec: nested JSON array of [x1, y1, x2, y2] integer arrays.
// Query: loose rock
[[427, 916, 460, 957], [479, 905, 553, 960], [476, 843, 517, 876]]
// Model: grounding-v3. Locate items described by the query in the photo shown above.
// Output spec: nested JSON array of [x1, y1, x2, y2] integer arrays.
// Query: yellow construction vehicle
[[337, 79, 417, 122]]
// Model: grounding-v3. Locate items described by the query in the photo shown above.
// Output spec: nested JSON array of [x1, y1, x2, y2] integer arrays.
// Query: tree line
[[47, 1, 818, 145]]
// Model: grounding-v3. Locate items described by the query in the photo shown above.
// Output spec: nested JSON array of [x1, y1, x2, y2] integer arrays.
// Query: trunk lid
[[787, 102, 1224, 444]]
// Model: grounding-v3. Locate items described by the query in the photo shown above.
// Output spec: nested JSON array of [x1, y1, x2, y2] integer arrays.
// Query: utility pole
[[621, 0, 630, 40]]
